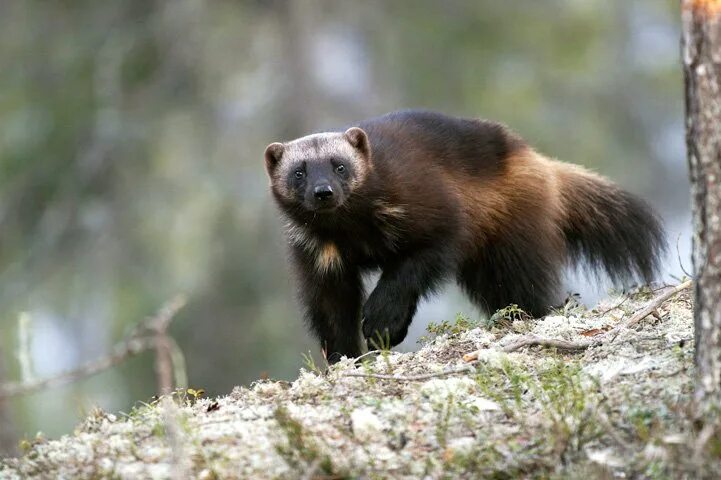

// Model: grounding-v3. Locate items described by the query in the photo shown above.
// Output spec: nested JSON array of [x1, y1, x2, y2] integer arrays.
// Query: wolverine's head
[[264, 127, 371, 213]]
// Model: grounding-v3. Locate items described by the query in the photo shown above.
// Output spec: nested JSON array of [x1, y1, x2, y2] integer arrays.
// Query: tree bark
[[682, 0, 721, 417]]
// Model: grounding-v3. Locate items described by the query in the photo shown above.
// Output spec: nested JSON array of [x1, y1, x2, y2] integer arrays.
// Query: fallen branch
[[502, 336, 592, 354], [344, 364, 476, 382], [463, 337, 592, 361], [0, 296, 187, 400], [353, 350, 382, 363], [599, 280, 693, 345], [614, 280, 693, 332], [464, 280, 694, 361]]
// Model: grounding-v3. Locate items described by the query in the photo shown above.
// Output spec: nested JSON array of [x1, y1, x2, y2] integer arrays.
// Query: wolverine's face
[[264, 128, 371, 213]]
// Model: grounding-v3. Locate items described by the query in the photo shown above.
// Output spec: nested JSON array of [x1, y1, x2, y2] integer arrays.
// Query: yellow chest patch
[[315, 242, 343, 275]]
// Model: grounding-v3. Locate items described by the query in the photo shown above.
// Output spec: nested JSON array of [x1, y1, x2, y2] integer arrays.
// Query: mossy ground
[[2, 284, 720, 479]]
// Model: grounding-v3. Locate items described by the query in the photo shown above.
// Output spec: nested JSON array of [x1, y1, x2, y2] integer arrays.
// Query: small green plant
[[435, 394, 455, 449], [161, 387, 206, 406], [643, 460, 669, 480], [364, 330, 396, 373], [441, 440, 551, 479], [360, 357, 378, 386], [627, 406, 660, 442], [301, 351, 322, 375], [501, 359, 531, 409], [475, 358, 602, 465], [186, 388, 205, 403], [485, 304, 530, 329], [420, 313, 478, 343], [708, 426, 721, 460], [17, 433, 46, 455], [550, 293, 586, 317], [474, 359, 530, 416], [531, 361, 602, 461], [633, 285, 656, 301], [368, 330, 392, 352], [380, 350, 393, 373], [273, 406, 339, 476], [151, 421, 166, 438]]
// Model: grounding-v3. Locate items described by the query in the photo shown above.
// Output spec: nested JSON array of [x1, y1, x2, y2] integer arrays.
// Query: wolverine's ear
[[344, 127, 370, 157], [264, 142, 284, 178]]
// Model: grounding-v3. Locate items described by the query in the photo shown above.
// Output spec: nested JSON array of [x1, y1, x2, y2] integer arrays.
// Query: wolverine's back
[[358, 110, 523, 177]]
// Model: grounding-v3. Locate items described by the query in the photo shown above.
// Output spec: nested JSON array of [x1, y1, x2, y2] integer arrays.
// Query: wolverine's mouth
[[309, 203, 340, 213], [307, 198, 342, 213]]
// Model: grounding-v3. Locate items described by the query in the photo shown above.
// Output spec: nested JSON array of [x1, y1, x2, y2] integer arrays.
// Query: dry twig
[[146, 296, 186, 395], [344, 364, 476, 382], [353, 350, 382, 363], [501, 336, 592, 354], [464, 336, 591, 361], [605, 280, 693, 342]]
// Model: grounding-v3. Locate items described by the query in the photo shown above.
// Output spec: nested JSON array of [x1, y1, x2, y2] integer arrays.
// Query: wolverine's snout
[[307, 181, 342, 212], [314, 184, 334, 200]]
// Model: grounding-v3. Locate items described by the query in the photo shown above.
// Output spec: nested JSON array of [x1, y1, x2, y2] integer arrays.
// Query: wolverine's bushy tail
[[557, 164, 666, 284]]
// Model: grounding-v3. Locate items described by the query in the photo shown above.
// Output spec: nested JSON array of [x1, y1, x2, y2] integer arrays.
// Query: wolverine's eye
[[335, 164, 346, 174], [294, 170, 305, 179]]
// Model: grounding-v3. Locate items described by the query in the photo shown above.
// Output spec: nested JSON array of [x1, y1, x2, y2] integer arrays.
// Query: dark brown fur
[[264, 110, 665, 362]]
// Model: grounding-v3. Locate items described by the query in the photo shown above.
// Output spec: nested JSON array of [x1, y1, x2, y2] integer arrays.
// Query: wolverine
[[264, 110, 665, 363]]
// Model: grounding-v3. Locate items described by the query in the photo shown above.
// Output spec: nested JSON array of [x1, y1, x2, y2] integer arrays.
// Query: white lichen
[[1, 287, 709, 479]]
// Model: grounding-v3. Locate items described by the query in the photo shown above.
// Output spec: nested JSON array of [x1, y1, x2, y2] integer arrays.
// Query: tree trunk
[[682, 0, 721, 417]]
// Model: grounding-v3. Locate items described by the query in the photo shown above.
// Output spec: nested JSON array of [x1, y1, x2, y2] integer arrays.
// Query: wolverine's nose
[[314, 184, 334, 200]]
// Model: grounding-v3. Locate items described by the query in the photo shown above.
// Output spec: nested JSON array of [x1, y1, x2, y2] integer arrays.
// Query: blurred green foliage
[[0, 0, 685, 453]]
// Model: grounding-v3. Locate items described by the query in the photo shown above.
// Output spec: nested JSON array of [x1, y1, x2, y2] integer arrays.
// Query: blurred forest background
[[0, 0, 687, 454]]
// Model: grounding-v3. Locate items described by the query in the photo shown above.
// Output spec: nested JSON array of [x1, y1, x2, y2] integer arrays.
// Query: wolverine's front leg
[[362, 246, 453, 347], [291, 245, 365, 364]]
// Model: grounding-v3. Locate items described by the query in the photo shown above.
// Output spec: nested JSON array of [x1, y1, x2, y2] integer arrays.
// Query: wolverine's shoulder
[[357, 110, 525, 175], [360, 110, 519, 140]]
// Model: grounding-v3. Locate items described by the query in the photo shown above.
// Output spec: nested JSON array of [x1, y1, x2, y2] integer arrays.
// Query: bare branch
[[606, 280, 693, 342], [166, 336, 188, 391], [344, 364, 476, 382], [146, 295, 186, 395], [501, 336, 592, 354], [462, 337, 592, 361], [155, 335, 174, 396], [624, 280, 692, 327], [17, 312, 34, 382], [353, 350, 382, 363], [0, 296, 186, 400], [677, 233, 694, 279]]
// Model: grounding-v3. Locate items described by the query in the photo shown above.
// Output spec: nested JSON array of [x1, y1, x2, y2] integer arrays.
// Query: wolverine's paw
[[361, 299, 413, 348]]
